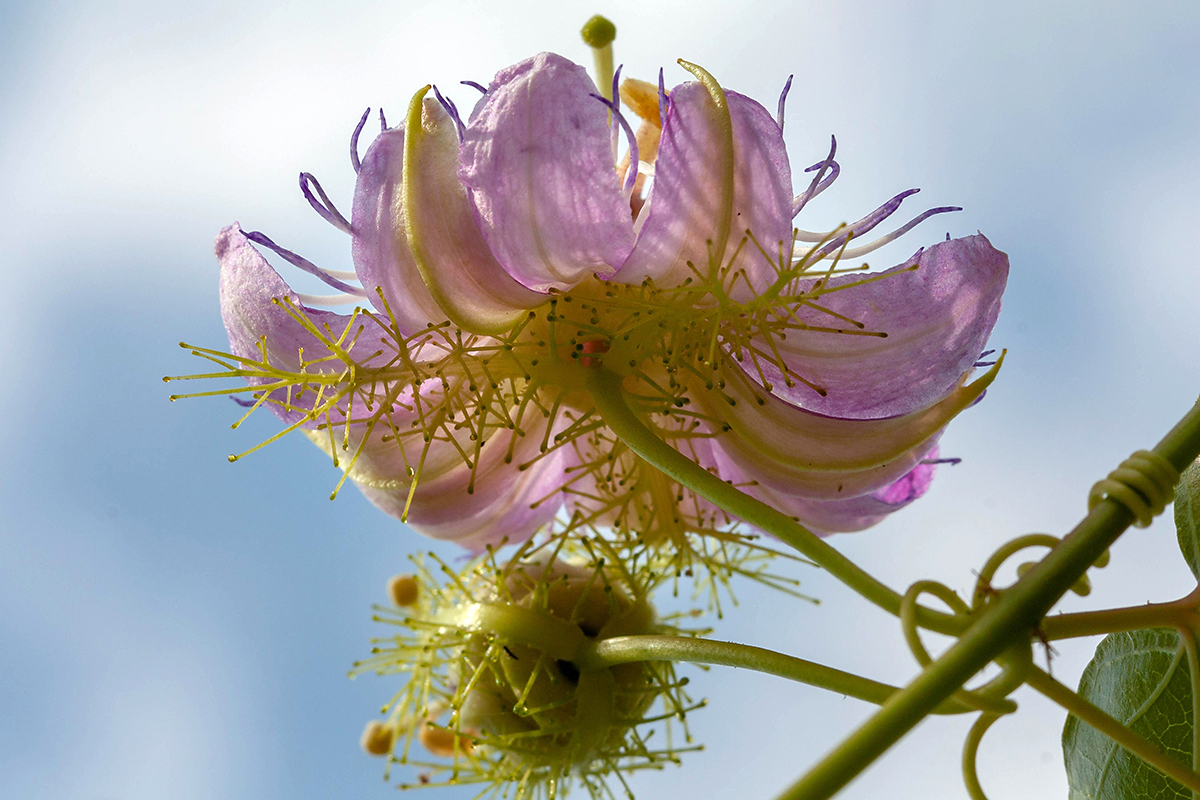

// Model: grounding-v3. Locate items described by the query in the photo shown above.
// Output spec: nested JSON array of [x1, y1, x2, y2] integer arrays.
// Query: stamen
[[610, 64, 623, 116], [609, 64, 625, 161], [243, 230, 367, 296], [792, 135, 839, 217], [460, 80, 488, 95], [295, 292, 363, 307], [589, 93, 639, 195], [776, 74, 793, 131], [811, 188, 920, 259], [350, 107, 370, 174], [379, 108, 387, 131], [299, 172, 353, 235], [832, 205, 961, 259], [432, 85, 465, 142]]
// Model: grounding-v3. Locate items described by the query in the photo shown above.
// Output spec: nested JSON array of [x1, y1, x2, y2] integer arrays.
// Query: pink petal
[[305, 386, 564, 549], [615, 85, 793, 293], [458, 52, 636, 292], [218, 224, 560, 548], [216, 223, 379, 425], [710, 443, 940, 535], [763, 234, 1008, 418], [350, 127, 446, 335], [697, 357, 997, 499], [402, 94, 547, 334]]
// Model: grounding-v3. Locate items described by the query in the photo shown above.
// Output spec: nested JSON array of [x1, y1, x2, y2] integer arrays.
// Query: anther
[[388, 574, 420, 607], [360, 720, 395, 756], [419, 722, 472, 758]]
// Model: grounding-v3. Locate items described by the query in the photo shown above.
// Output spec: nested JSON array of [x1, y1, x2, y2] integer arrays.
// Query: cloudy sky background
[[2, 0, 1199, 798]]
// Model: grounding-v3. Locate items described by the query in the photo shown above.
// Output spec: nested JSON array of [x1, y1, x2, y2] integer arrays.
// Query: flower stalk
[[584, 364, 968, 636], [580, 634, 977, 715]]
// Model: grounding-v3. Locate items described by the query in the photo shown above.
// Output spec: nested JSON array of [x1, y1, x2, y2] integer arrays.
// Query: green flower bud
[[354, 546, 700, 794]]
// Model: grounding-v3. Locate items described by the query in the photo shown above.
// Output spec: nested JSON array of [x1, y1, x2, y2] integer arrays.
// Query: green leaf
[[1176, 459, 1200, 580], [1064, 628, 1195, 800]]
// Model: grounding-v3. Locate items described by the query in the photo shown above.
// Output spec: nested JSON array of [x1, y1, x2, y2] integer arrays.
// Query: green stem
[[1042, 587, 1200, 640], [578, 634, 973, 715], [772, 398, 1200, 800], [1024, 665, 1200, 794], [585, 368, 963, 637]]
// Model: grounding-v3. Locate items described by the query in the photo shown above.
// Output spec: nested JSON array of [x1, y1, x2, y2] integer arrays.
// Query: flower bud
[[451, 557, 659, 768], [355, 548, 697, 794]]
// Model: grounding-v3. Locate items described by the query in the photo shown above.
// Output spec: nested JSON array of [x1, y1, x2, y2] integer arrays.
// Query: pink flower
[[212, 50, 1006, 546]]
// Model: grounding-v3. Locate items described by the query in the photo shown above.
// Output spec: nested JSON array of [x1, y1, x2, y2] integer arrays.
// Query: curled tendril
[[900, 580, 970, 667], [1088, 448, 1181, 528], [899, 580, 1022, 715], [971, 534, 1103, 609], [969, 534, 1108, 609], [961, 712, 1003, 800]]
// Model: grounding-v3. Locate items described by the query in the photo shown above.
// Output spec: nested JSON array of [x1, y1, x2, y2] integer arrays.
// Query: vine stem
[[1042, 586, 1200, 640], [1024, 665, 1200, 794], [578, 634, 974, 715], [584, 368, 963, 636], [768, 398, 1200, 800]]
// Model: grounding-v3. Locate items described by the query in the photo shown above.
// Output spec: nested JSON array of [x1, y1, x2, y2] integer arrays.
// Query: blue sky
[[2, 1, 1199, 798]]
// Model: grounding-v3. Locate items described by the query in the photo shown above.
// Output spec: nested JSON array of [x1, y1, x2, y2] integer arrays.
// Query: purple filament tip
[[244, 229, 366, 297], [814, 188, 921, 259], [657, 68, 668, 128], [299, 172, 353, 235], [461, 80, 488, 95], [350, 108, 370, 175], [432, 85, 466, 142], [589, 93, 638, 194], [777, 74, 794, 131], [793, 135, 839, 217]]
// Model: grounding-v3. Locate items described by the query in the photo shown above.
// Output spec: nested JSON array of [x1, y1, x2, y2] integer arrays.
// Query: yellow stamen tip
[[388, 574, 420, 607], [419, 722, 472, 757], [360, 720, 395, 756]]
